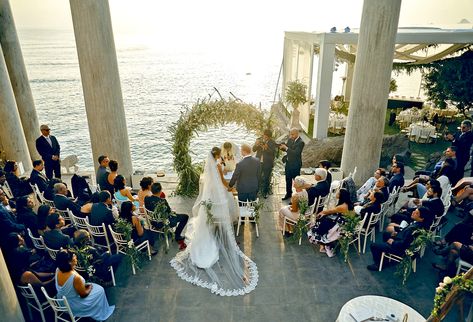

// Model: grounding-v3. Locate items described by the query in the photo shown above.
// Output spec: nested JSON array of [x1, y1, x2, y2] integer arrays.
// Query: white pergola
[[282, 27, 473, 139]]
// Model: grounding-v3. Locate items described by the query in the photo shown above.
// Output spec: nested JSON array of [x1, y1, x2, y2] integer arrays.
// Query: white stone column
[[69, 0, 133, 180], [342, 62, 354, 102], [0, 0, 40, 160], [313, 40, 335, 139], [0, 44, 32, 170], [341, 0, 402, 184], [0, 249, 24, 321]]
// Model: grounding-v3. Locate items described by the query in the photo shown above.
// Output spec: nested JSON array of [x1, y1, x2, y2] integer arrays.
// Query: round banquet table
[[336, 295, 425, 322]]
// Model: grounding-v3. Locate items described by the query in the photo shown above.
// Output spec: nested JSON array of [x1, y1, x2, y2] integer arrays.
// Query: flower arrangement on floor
[[396, 229, 433, 285], [291, 198, 309, 243], [114, 218, 147, 270], [169, 93, 272, 197], [337, 212, 361, 263], [431, 274, 473, 317], [251, 198, 265, 224], [151, 201, 177, 240]]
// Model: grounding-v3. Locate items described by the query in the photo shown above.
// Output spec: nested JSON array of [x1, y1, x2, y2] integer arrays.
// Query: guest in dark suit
[[16, 196, 39, 244], [306, 168, 330, 209], [89, 191, 115, 227], [367, 206, 433, 271], [53, 183, 82, 216], [96, 155, 110, 188], [252, 129, 277, 197], [445, 120, 473, 178], [30, 159, 49, 193], [3, 160, 32, 198], [43, 213, 74, 249], [0, 200, 25, 247], [35, 124, 61, 179], [144, 182, 188, 250], [280, 128, 305, 200], [318, 160, 332, 187], [229, 144, 261, 202], [388, 161, 405, 193]]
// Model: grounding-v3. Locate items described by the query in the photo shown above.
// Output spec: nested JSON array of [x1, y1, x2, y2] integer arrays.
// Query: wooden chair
[[108, 224, 151, 275], [236, 198, 260, 237], [17, 283, 51, 322], [41, 286, 82, 322]]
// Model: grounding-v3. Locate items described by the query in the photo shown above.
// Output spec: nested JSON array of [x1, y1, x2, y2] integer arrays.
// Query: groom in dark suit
[[36, 124, 61, 179], [228, 144, 261, 202], [280, 128, 305, 201]]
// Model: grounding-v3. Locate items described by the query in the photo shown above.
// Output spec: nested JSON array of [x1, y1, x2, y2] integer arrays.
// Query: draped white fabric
[[170, 152, 258, 296]]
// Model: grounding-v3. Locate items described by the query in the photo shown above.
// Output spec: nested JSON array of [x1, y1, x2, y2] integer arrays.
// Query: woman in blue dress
[[55, 250, 114, 321]]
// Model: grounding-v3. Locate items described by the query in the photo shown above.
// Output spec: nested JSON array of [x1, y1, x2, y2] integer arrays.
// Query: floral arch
[[169, 98, 271, 197]]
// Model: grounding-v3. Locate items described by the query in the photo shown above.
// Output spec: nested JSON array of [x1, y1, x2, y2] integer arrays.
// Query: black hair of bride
[[211, 146, 221, 159]]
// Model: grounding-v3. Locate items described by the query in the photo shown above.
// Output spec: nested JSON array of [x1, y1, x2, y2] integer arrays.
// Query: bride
[[170, 147, 258, 296]]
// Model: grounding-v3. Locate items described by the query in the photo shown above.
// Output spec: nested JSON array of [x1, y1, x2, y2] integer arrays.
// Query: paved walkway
[[99, 176, 452, 322]]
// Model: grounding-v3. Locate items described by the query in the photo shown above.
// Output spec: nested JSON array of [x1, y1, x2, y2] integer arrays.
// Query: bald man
[[280, 128, 305, 201], [228, 144, 261, 202]]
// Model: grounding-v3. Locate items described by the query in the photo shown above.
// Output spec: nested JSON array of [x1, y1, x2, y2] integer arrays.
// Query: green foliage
[[150, 200, 177, 240], [285, 80, 307, 109], [432, 275, 473, 317], [169, 97, 271, 197], [338, 212, 361, 263], [389, 78, 398, 93], [423, 50, 473, 114], [114, 218, 147, 270], [396, 229, 433, 285], [291, 198, 309, 243]]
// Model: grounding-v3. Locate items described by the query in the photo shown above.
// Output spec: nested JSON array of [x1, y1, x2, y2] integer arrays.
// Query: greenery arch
[[169, 97, 271, 197]]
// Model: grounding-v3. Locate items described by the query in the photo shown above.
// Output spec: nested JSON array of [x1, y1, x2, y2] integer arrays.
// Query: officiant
[[253, 129, 277, 198]]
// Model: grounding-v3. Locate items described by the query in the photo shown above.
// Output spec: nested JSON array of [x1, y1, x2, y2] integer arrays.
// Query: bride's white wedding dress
[[170, 153, 258, 296]]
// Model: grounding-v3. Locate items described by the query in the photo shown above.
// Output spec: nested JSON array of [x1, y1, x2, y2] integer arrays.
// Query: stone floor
[[98, 177, 462, 322]]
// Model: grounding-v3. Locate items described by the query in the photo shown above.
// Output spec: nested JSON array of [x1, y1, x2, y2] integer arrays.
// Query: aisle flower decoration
[[169, 93, 272, 197], [72, 245, 100, 283], [431, 274, 473, 317], [151, 201, 177, 240], [396, 229, 433, 285], [114, 218, 146, 270], [337, 212, 361, 263], [291, 198, 309, 243], [201, 199, 214, 224]]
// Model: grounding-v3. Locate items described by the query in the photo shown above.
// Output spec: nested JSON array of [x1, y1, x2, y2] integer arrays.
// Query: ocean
[[17, 29, 423, 173]]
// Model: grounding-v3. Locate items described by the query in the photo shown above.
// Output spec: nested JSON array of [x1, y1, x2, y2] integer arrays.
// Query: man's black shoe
[[366, 264, 379, 271]]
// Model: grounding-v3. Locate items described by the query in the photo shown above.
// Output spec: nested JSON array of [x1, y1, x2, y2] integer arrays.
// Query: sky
[[9, 0, 473, 50]]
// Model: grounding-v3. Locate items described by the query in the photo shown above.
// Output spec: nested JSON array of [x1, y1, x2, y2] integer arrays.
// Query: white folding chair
[[378, 186, 400, 232], [143, 207, 173, 252], [75, 254, 116, 287], [27, 228, 46, 251], [69, 210, 89, 230], [236, 198, 260, 237], [41, 286, 82, 322], [30, 183, 45, 205], [17, 283, 51, 322], [42, 195, 56, 208], [359, 211, 382, 253], [56, 208, 72, 224], [379, 251, 417, 273], [347, 213, 368, 253], [108, 224, 151, 275], [45, 245, 60, 261], [86, 221, 114, 254], [3, 180, 14, 199], [457, 259, 473, 275]]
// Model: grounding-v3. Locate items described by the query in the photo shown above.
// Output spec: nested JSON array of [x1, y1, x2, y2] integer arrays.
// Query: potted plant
[[285, 80, 307, 129]]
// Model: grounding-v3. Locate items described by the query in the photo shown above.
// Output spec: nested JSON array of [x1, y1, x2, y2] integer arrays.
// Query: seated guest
[[89, 191, 116, 227], [388, 161, 405, 193], [308, 188, 354, 257], [319, 160, 332, 187], [0, 187, 16, 212], [70, 174, 93, 206], [367, 206, 433, 271], [279, 176, 308, 233], [119, 201, 158, 255], [0, 170, 7, 192], [357, 168, 386, 202], [16, 196, 39, 241], [375, 176, 390, 203], [30, 159, 49, 193], [3, 233, 55, 290], [95, 155, 110, 188], [356, 191, 384, 228], [79, 192, 100, 218], [73, 229, 122, 284], [0, 199, 24, 247], [4, 160, 32, 198], [43, 178, 61, 201], [55, 250, 115, 321], [432, 232, 473, 278], [113, 175, 139, 208], [144, 182, 188, 250], [104, 159, 118, 197], [43, 213, 74, 249], [54, 183, 82, 216], [137, 176, 154, 210], [306, 168, 330, 209], [37, 204, 55, 236]]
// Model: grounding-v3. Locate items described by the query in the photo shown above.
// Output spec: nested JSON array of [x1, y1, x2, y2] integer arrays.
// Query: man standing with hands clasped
[[228, 144, 261, 202], [280, 128, 304, 201], [36, 124, 61, 179], [253, 129, 277, 198]]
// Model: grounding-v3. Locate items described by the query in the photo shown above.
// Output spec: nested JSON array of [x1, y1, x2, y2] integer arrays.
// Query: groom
[[228, 144, 261, 202]]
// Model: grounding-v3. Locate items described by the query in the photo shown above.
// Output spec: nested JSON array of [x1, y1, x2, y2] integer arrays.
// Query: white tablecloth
[[329, 113, 347, 129], [397, 109, 423, 124], [337, 295, 425, 322], [409, 122, 436, 143]]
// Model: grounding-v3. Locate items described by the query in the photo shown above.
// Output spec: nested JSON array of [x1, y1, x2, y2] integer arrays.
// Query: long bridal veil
[[170, 152, 258, 296]]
